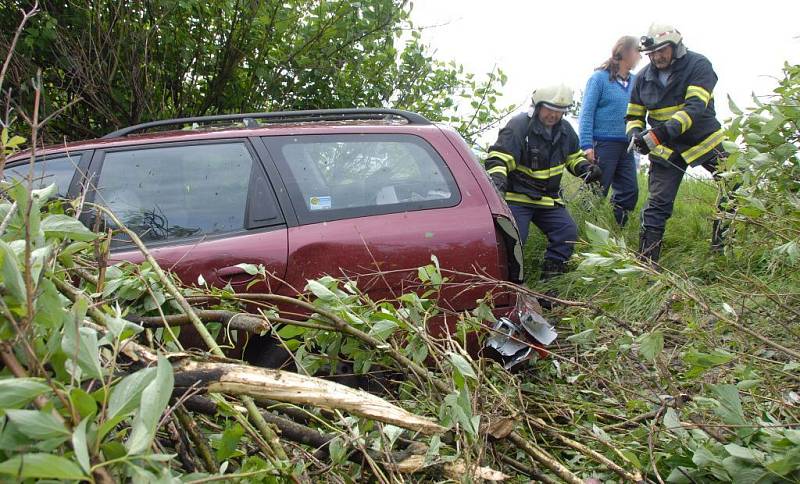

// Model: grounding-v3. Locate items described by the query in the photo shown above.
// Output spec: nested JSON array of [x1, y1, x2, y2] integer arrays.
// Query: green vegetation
[[0, 0, 511, 144], [0, 2, 797, 483], [520, 62, 799, 482]]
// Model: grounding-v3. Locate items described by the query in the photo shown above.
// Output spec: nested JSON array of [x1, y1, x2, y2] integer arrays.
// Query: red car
[[7, 109, 533, 363]]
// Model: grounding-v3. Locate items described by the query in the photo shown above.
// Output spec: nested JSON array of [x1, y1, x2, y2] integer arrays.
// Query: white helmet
[[531, 84, 574, 112], [640, 23, 683, 54]]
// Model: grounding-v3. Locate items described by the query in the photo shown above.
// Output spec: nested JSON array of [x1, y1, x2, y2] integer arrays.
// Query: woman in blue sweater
[[579, 36, 642, 225]]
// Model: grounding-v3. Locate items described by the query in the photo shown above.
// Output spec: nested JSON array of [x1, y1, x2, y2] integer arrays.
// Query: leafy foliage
[[721, 62, 800, 266], [1, 0, 512, 144]]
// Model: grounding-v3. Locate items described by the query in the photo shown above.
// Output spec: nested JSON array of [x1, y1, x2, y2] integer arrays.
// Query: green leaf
[[126, 354, 174, 454], [638, 331, 664, 362], [566, 328, 596, 346], [216, 423, 245, 461], [0, 239, 26, 302], [721, 455, 768, 483], [41, 214, 95, 241], [4, 409, 70, 440], [0, 378, 51, 408], [724, 443, 764, 462], [6, 135, 25, 148], [0, 453, 87, 480], [368, 319, 398, 341], [728, 94, 743, 115], [584, 222, 610, 246], [692, 445, 722, 467], [663, 408, 688, 438], [709, 384, 747, 425], [448, 352, 477, 380], [277, 324, 306, 339], [100, 367, 156, 439], [683, 349, 733, 377], [766, 447, 800, 476], [62, 298, 104, 380], [105, 305, 143, 340], [69, 388, 97, 419], [234, 263, 260, 275], [305, 280, 337, 301], [72, 418, 91, 474]]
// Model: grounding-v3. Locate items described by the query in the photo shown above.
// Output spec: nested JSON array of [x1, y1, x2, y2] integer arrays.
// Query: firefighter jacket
[[485, 111, 590, 207], [626, 50, 725, 167]]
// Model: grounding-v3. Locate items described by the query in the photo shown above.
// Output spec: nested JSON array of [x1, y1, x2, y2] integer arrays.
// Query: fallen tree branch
[[130, 310, 270, 334], [507, 431, 583, 484], [529, 416, 644, 482], [172, 359, 445, 435], [495, 453, 556, 484], [391, 454, 510, 481], [175, 406, 218, 473]]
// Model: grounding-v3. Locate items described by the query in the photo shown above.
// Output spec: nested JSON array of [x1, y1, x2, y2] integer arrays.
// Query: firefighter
[[485, 84, 602, 281], [626, 23, 727, 262]]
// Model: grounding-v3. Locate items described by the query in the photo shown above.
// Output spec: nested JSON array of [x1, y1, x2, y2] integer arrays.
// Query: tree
[[0, 0, 511, 143]]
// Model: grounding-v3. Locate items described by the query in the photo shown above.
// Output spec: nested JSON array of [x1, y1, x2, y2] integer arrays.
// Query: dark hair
[[597, 36, 638, 80]]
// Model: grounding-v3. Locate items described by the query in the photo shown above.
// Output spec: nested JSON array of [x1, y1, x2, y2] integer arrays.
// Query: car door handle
[[216, 266, 250, 279]]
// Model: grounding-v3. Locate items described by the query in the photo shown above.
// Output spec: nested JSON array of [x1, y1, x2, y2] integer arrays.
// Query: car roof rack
[[102, 108, 432, 139]]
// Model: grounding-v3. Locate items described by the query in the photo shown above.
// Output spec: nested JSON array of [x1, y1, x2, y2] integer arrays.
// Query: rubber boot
[[613, 206, 629, 227], [638, 228, 663, 263], [540, 258, 567, 281], [538, 258, 567, 310]]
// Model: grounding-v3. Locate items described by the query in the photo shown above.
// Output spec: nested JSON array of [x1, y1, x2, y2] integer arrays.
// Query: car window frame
[[261, 133, 462, 225], [86, 138, 287, 250], [4, 151, 91, 199]]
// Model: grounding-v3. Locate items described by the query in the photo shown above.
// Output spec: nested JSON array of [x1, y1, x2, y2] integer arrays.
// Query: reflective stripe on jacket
[[485, 111, 587, 207], [625, 51, 725, 166]]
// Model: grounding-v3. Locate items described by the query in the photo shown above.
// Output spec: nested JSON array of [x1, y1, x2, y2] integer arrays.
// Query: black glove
[[578, 162, 602, 184], [490, 174, 507, 195], [585, 164, 602, 184], [633, 130, 651, 155]]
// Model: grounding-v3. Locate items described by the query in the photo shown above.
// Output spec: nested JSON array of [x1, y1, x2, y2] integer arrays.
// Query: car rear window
[[94, 142, 259, 245], [5, 154, 79, 198], [263, 134, 459, 223]]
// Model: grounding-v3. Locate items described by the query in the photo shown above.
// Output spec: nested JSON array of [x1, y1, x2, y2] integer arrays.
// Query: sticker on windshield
[[309, 196, 332, 210]]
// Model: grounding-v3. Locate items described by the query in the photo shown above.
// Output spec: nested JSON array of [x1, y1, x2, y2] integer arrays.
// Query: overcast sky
[[410, 1, 800, 126]]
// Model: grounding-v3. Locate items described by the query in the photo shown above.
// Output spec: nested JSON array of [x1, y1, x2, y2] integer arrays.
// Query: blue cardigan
[[578, 69, 634, 150]]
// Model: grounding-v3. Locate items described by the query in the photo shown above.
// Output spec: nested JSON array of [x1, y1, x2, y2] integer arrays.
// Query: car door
[[261, 132, 500, 312], [91, 139, 289, 293]]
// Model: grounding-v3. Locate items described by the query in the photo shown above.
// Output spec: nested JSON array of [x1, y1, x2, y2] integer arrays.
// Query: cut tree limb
[[392, 454, 510, 481], [172, 359, 445, 435], [130, 310, 270, 334]]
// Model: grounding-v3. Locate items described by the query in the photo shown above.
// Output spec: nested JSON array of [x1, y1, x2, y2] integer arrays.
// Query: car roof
[[7, 109, 447, 162]]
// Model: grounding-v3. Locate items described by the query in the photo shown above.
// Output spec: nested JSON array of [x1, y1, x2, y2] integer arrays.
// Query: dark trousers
[[642, 157, 717, 233], [509, 204, 578, 263], [594, 140, 639, 221]]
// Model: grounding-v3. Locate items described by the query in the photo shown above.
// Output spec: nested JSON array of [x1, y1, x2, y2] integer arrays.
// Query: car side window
[[95, 142, 266, 245], [6, 154, 79, 198], [264, 134, 459, 223]]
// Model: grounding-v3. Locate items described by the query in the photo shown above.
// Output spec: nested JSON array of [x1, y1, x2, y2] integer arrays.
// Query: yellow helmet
[[640, 23, 683, 53], [531, 84, 574, 112]]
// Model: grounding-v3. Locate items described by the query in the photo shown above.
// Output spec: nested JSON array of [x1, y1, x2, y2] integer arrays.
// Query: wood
[[393, 454, 509, 481], [130, 310, 270, 334], [172, 359, 445, 435]]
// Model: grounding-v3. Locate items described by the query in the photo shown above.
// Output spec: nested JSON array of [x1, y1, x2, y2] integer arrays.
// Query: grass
[[512, 169, 800, 482], [523, 170, 719, 282]]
